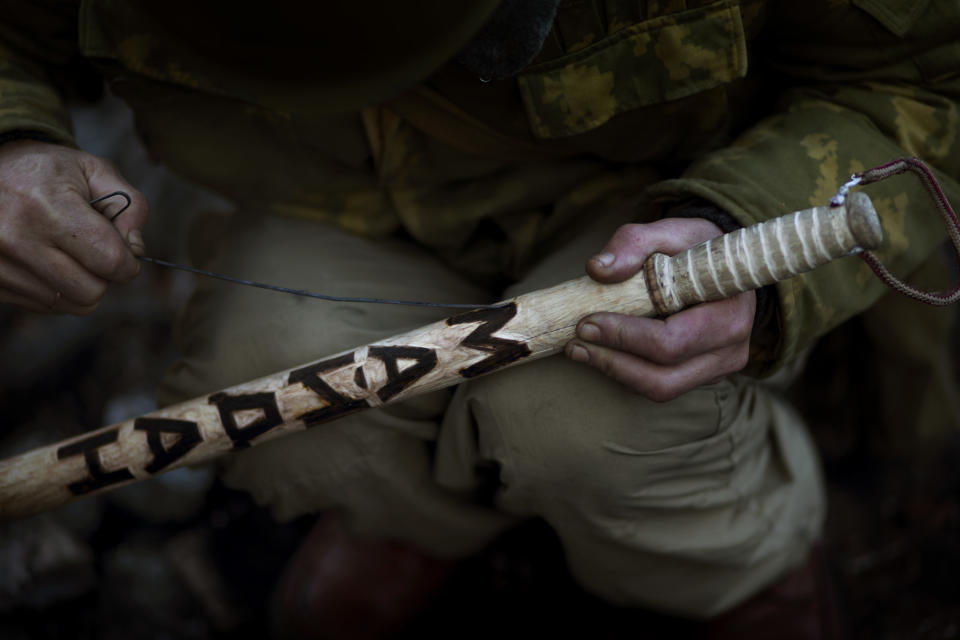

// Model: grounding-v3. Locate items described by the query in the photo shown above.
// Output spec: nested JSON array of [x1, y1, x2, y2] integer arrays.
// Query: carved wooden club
[[0, 192, 882, 520]]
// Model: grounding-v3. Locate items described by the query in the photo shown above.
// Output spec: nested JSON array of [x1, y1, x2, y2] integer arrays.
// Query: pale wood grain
[[0, 193, 883, 520]]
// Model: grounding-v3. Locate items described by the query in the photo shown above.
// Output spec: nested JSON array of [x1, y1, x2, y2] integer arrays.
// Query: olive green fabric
[[0, 1, 79, 145], [77, 0, 502, 116], [158, 207, 824, 617], [1, 0, 957, 479], [648, 0, 960, 373], [517, 1, 748, 139]]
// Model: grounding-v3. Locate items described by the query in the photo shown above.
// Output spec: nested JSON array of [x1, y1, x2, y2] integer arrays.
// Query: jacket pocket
[[851, 0, 932, 37], [852, 0, 956, 83], [517, 0, 747, 139]]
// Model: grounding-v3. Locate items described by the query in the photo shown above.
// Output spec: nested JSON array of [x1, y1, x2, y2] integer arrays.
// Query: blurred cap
[[139, 1, 503, 113]]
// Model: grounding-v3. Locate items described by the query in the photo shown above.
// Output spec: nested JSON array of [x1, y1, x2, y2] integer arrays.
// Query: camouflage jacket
[[1, 0, 958, 440]]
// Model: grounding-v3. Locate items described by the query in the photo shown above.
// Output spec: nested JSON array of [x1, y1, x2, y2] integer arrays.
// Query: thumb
[[83, 155, 149, 256], [586, 219, 725, 284], [586, 223, 662, 284]]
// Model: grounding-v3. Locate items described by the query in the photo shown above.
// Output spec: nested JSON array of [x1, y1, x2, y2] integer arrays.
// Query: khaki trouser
[[158, 208, 825, 618]]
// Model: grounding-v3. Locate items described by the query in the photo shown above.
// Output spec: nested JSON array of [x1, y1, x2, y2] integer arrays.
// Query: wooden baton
[[0, 192, 883, 520]]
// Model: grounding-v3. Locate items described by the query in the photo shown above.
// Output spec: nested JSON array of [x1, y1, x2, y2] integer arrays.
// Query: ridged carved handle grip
[[644, 191, 883, 315]]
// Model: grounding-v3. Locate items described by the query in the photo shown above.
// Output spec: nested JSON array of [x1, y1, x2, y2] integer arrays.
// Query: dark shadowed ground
[[1, 94, 958, 640]]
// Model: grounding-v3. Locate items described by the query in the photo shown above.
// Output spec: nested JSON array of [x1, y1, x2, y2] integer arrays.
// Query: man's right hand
[[0, 140, 148, 314]]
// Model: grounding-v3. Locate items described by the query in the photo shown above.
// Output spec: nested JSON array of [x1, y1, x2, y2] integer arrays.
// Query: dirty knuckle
[[8, 186, 49, 218], [71, 302, 100, 317], [130, 188, 148, 208], [731, 325, 751, 345], [645, 380, 679, 403], [594, 354, 617, 378], [732, 348, 750, 372], [598, 360, 616, 379], [729, 313, 753, 342], [612, 322, 632, 351], [613, 223, 634, 238], [653, 335, 684, 365], [76, 285, 107, 307], [619, 224, 645, 246], [100, 245, 130, 275]]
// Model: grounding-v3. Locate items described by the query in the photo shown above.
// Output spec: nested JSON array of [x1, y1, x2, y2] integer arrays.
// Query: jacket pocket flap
[[518, 0, 747, 139], [852, 0, 932, 37]]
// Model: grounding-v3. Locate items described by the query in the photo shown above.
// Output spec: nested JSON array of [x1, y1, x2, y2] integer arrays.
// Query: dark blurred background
[[1, 92, 958, 640]]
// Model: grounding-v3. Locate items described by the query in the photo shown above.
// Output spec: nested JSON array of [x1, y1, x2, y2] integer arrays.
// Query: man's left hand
[[565, 218, 755, 402]]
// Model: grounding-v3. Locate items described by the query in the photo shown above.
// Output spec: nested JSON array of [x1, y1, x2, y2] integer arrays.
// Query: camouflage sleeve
[[649, 1, 960, 374], [0, 1, 83, 146]]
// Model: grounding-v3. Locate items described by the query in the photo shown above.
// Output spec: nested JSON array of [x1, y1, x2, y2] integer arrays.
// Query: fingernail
[[593, 253, 615, 268], [578, 322, 600, 342], [566, 342, 589, 363], [126, 229, 146, 256]]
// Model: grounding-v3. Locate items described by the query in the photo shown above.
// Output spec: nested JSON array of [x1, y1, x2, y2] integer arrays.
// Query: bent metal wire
[[87, 191, 498, 311], [89, 155, 960, 311]]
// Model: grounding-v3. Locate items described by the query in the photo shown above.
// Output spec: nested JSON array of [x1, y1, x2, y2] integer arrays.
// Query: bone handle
[[0, 193, 882, 520], [645, 191, 882, 314]]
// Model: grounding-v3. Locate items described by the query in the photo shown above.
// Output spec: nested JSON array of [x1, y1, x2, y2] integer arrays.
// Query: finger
[[0, 290, 98, 316], [0, 259, 99, 315], [0, 289, 55, 314], [81, 154, 149, 245], [0, 256, 58, 313], [577, 292, 755, 365], [565, 339, 749, 402], [51, 199, 142, 283], [586, 218, 723, 284], [24, 246, 110, 308]]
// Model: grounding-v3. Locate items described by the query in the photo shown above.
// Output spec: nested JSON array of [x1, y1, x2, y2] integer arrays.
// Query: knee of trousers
[[156, 215, 482, 407], [156, 274, 457, 419], [155, 252, 461, 523], [442, 356, 826, 613], [446, 354, 753, 513], [156, 279, 456, 513]]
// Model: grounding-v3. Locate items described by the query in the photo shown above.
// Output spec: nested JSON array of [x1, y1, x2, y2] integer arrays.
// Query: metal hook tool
[[87, 191, 496, 310], [89, 191, 132, 221]]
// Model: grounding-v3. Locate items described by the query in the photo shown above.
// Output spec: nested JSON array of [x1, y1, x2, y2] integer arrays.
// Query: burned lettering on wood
[[367, 345, 438, 403], [446, 303, 531, 378], [354, 365, 368, 390], [134, 417, 203, 474], [210, 392, 283, 450], [56, 428, 135, 495], [288, 354, 368, 426]]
